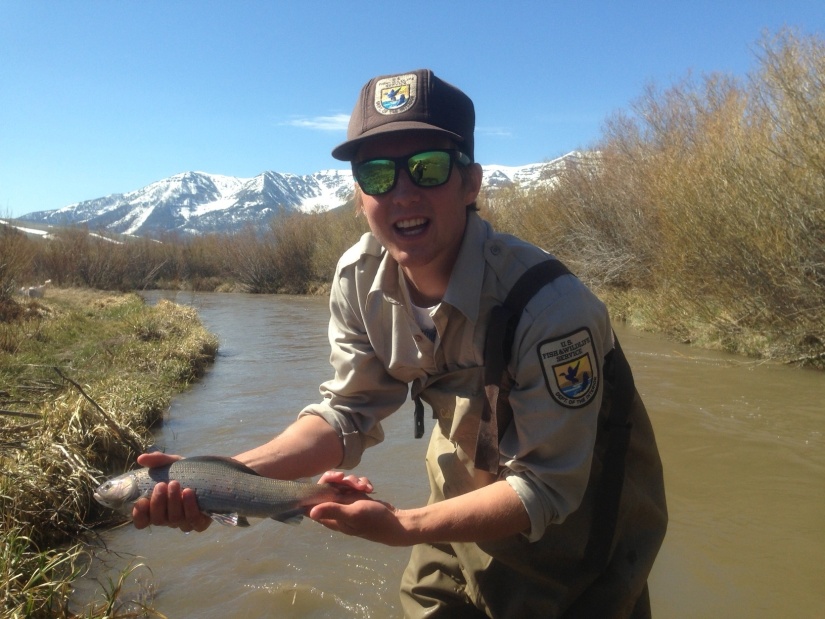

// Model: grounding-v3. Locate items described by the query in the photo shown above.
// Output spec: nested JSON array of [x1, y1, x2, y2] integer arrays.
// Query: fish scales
[[145, 458, 336, 517], [94, 455, 346, 526]]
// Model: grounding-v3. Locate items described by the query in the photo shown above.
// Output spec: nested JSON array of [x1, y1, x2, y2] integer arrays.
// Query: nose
[[390, 166, 423, 204]]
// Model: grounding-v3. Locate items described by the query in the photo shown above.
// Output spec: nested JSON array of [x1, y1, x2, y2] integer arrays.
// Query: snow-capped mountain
[[19, 153, 580, 236]]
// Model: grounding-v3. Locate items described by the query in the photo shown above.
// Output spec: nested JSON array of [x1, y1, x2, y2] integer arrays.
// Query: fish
[[93, 455, 350, 527]]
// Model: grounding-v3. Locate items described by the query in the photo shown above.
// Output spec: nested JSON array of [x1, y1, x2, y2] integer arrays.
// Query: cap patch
[[538, 328, 599, 408], [374, 73, 418, 115]]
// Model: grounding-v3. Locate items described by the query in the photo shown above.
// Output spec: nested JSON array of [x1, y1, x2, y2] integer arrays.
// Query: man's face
[[354, 133, 481, 294]]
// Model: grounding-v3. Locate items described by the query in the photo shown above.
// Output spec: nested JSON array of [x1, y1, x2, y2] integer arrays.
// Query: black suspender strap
[[476, 257, 638, 573], [475, 259, 572, 473], [581, 336, 635, 571]]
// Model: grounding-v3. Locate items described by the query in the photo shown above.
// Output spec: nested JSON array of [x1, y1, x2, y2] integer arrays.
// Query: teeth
[[396, 218, 427, 229]]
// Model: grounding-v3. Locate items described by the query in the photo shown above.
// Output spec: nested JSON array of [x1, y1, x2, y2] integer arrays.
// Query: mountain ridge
[[19, 153, 581, 236]]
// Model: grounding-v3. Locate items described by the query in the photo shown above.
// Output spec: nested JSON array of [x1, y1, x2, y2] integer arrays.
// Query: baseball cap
[[331, 69, 475, 162]]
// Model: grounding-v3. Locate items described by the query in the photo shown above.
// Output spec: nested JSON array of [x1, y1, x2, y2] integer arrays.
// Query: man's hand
[[131, 453, 212, 533], [310, 470, 413, 546]]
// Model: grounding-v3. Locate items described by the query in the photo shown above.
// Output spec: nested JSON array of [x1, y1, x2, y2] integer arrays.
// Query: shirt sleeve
[[499, 278, 613, 542], [298, 263, 409, 469]]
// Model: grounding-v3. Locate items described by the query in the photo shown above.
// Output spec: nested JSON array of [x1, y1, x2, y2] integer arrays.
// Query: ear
[[462, 163, 483, 204]]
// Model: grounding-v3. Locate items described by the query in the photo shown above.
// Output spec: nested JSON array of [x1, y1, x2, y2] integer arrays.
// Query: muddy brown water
[[78, 292, 824, 618]]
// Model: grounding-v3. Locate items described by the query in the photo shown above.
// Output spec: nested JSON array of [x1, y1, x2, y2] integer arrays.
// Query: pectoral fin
[[208, 512, 251, 527], [272, 509, 305, 525]]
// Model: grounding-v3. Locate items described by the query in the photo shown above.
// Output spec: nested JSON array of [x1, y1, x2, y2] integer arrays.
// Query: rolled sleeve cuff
[[298, 406, 366, 470], [504, 471, 559, 543]]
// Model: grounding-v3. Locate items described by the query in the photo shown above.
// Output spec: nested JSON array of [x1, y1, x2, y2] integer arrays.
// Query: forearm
[[310, 478, 530, 546], [234, 414, 344, 479], [401, 481, 531, 544]]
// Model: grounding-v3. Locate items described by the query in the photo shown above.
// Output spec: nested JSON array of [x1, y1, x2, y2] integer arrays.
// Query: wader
[[401, 261, 668, 618]]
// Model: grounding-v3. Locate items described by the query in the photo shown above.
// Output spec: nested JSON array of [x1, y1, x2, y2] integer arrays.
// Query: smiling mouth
[[395, 218, 429, 236]]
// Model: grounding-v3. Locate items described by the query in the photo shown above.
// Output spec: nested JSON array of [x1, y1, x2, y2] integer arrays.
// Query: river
[[79, 291, 825, 618]]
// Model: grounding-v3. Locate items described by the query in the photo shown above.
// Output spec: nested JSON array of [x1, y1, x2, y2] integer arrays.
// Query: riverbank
[[0, 287, 218, 617]]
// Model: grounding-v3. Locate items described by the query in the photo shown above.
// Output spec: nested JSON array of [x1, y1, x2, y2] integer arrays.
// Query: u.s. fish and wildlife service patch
[[374, 73, 418, 115], [538, 328, 599, 408]]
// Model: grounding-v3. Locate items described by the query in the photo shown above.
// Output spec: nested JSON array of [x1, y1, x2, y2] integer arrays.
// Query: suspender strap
[[475, 259, 572, 473], [476, 257, 638, 571], [582, 336, 635, 571]]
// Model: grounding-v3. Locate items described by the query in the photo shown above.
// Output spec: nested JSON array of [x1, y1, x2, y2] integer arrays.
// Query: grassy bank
[[0, 288, 218, 618]]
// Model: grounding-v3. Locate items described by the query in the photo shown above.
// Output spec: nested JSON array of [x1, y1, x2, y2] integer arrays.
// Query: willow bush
[[0, 225, 37, 301], [309, 203, 371, 285], [487, 29, 824, 364]]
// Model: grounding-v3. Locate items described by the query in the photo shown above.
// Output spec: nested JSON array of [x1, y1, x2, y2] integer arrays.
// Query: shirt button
[[490, 245, 501, 256]]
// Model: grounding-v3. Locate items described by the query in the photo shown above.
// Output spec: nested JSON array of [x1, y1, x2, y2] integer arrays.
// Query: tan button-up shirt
[[300, 212, 614, 540]]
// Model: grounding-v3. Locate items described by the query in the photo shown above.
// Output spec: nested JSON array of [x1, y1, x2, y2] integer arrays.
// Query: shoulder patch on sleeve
[[537, 327, 599, 408]]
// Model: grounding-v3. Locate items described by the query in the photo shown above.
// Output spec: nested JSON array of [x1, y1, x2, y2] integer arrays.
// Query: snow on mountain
[[18, 153, 581, 237]]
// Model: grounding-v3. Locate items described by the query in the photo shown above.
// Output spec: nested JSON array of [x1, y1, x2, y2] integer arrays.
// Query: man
[[134, 69, 667, 618]]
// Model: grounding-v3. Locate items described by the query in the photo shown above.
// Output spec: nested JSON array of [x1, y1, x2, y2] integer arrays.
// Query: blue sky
[[1, 1, 823, 219]]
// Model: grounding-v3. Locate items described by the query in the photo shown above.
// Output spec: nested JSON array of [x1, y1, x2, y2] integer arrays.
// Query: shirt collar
[[370, 246, 403, 306], [442, 211, 487, 323]]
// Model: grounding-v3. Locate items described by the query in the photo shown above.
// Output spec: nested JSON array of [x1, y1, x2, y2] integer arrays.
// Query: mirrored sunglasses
[[352, 149, 471, 196]]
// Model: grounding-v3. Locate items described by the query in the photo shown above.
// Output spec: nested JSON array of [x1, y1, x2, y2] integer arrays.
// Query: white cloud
[[477, 126, 513, 137], [285, 114, 350, 131]]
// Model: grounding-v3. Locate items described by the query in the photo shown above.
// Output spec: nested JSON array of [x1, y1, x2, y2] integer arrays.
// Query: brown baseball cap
[[331, 69, 475, 162]]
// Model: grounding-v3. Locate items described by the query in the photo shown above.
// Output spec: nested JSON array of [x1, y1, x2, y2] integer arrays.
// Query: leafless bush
[[218, 225, 281, 293], [268, 213, 318, 294], [310, 204, 370, 284], [482, 29, 823, 360], [0, 225, 36, 301]]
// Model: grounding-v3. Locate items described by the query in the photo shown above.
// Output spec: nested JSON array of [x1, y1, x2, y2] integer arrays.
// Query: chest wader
[[401, 261, 667, 619]]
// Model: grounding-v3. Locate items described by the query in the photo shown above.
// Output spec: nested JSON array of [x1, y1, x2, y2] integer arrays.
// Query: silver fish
[[93, 456, 348, 526]]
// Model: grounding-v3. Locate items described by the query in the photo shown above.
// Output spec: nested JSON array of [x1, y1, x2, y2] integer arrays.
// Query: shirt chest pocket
[[416, 366, 485, 454]]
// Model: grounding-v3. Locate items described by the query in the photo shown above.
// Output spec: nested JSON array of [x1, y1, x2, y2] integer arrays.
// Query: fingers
[[149, 481, 171, 526], [131, 480, 211, 533], [318, 470, 374, 494], [132, 497, 151, 529], [166, 480, 185, 524], [182, 488, 212, 532]]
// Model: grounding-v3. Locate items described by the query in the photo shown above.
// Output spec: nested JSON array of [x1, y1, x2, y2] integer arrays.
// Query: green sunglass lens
[[357, 161, 396, 194], [408, 152, 452, 186]]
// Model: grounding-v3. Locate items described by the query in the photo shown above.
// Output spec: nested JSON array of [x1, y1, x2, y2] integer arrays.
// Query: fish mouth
[[92, 490, 120, 510]]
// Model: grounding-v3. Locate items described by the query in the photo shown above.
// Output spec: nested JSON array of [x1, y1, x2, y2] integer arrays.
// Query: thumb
[[137, 452, 183, 468], [308, 501, 346, 521]]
